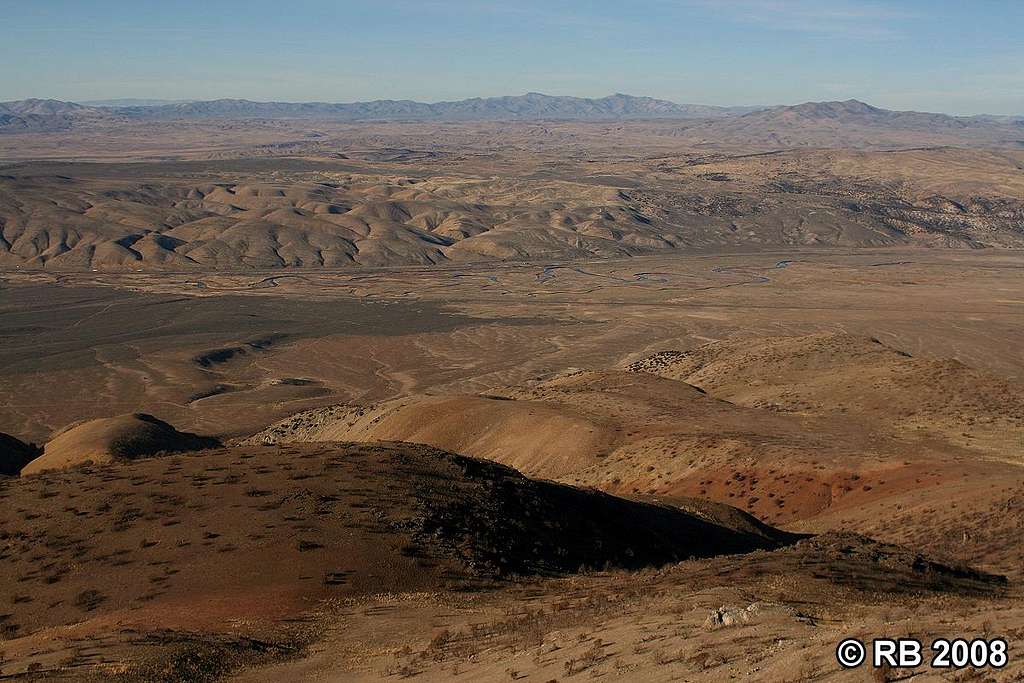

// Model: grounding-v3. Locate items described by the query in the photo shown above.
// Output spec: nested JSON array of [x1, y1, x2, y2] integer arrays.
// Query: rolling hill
[[3, 151, 1023, 270], [20, 413, 221, 475]]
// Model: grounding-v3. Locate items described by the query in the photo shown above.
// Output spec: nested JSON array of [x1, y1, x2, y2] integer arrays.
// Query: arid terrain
[[1, 98, 1023, 681]]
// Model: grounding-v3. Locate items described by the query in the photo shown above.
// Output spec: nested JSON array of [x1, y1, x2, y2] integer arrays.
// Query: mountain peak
[[785, 99, 883, 116]]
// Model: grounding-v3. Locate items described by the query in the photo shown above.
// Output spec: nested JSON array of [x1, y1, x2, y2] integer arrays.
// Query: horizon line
[[5, 93, 1022, 118]]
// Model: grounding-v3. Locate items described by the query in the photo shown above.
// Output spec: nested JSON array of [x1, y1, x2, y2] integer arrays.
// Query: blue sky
[[2, 0, 1022, 114]]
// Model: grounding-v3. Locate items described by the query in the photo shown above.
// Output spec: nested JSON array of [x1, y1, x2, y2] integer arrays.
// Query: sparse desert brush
[[653, 647, 688, 667], [578, 638, 607, 669], [427, 628, 452, 654]]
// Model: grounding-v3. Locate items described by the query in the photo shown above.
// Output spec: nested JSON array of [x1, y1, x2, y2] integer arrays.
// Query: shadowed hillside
[[2, 440, 799, 641], [0, 432, 40, 476]]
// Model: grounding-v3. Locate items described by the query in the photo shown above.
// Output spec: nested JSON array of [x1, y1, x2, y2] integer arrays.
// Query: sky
[[2, 0, 1022, 115]]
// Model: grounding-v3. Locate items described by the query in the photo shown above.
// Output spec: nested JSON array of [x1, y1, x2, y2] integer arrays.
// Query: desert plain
[[0, 96, 1023, 681]]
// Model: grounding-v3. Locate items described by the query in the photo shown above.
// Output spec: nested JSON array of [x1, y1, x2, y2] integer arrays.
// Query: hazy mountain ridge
[[0, 98, 116, 132], [82, 98, 194, 107], [3, 96, 1021, 149], [680, 99, 1024, 149], [750, 99, 1004, 129], [113, 92, 759, 121], [2, 93, 758, 131]]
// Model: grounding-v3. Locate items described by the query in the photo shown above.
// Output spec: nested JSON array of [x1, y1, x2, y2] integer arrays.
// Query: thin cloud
[[691, 0, 912, 39]]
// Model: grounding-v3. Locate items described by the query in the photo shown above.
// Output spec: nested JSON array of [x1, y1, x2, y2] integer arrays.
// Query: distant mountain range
[[82, 98, 194, 107], [0, 93, 758, 131], [1, 95, 1021, 149], [677, 99, 1024, 149], [112, 92, 762, 121], [729, 99, 1005, 129], [0, 99, 110, 132]]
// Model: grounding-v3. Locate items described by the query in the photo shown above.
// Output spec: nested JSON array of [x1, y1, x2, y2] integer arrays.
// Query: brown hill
[[0, 431, 40, 476], [245, 366, 912, 528], [248, 334, 1024, 470], [21, 413, 220, 474], [626, 332, 1024, 457], [247, 335, 1024, 574], [247, 393, 613, 479], [243, 369, 811, 481], [0, 441, 798, 641]]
